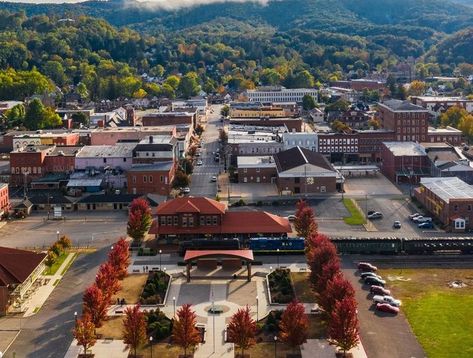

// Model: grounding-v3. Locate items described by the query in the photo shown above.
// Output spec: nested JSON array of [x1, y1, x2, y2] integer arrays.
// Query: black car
[[364, 277, 386, 287]]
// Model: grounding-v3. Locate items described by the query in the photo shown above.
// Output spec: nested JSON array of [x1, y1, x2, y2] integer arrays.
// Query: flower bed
[[139, 271, 170, 305]]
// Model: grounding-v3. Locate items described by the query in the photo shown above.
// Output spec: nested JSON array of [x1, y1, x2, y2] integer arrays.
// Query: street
[[190, 105, 223, 197]]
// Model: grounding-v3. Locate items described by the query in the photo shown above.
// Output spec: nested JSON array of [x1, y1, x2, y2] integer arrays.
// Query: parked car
[[393, 220, 402, 229], [287, 214, 296, 221], [409, 213, 421, 220], [373, 295, 402, 307], [358, 262, 377, 272], [360, 272, 382, 280], [418, 221, 434, 229], [370, 285, 391, 296], [376, 303, 399, 314], [364, 277, 386, 287], [196, 160, 203, 166], [367, 212, 383, 219], [417, 217, 432, 223], [181, 187, 190, 194], [210, 176, 217, 182], [195, 152, 201, 157], [310, 304, 322, 314], [367, 210, 376, 216]]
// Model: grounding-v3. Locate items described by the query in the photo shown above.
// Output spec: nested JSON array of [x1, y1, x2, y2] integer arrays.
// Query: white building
[[246, 86, 318, 103], [282, 132, 318, 152]]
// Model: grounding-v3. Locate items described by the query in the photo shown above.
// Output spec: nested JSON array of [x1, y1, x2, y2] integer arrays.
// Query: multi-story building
[[5, 132, 80, 152], [411, 96, 473, 114], [426, 126, 463, 146], [245, 86, 318, 103], [282, 132, 318, 152], [228, 127, 284, 163], [132, 135, 178, 164], [0, 183, 9, 217], [229, 117, 302, 132], [127, 162, 176, 196], [89, 126, 177, 146], [378, 100, 430, 142], [43, 146, 81, 174], [149, 197, 291, 240], [74, 144, 135, 172], [414, 177, 473, 232], [141, 111, 197, 129], [10, 145, 51, 186], [335, 109, 373, 129], [380, 142, 430, 184], [237, 156, 277, 183], [230, 102, 297, 118], [424, 143, 473, 184]]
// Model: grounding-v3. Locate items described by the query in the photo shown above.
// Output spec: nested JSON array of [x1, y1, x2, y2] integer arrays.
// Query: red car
[[358, 262, 377, 272], [376, 303, 399, 314], [370, 285, 391, 296]]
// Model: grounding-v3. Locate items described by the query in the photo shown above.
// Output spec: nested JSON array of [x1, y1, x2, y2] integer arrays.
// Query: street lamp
[[74, 311, 78, 322], [159, 249, 162, 271], [256, 295, 259, 322], [149, 336, 153, 358], [56, 230, 60, 240], [274, 336, 278, 358], [269, 266, 273, 273], [276, 249, 280, 269], [173, 296, 176, 317]]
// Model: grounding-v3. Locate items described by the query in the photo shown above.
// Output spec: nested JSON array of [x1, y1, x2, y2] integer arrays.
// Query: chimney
[[149, 136, 153, 144]]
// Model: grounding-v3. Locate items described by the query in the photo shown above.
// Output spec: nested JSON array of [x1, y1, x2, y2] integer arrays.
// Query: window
[[167, 216, 172, 225], [173, 216, 178, 226], [132, 176, 136, 184], [143, 176, 147, 183], [206, 216, 211, 225], [103, 158, 107, 163], [455, 220, 465, 229], [123, 158, 127, 162], [454, 205, 459, 212], [160, 216, 166, 225], [200, 216, 205, 226], [160, 176, 164, 183], [244, 168, 247, 173], [468, 205, 472, 211], [212, 216, 218, 225], [149, 176, 153, 183]]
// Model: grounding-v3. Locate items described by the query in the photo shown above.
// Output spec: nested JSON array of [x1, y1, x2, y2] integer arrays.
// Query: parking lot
[[344, 174, 404, 196]]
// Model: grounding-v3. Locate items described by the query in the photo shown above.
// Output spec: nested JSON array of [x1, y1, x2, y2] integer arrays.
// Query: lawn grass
[[379, 268, 473, 358], [290, 272, 317, 303], [136, 343, 182, 358], [60, 253, 77, 275], [43, 252, 69, 275], [342, 198, 365, 225], [96, 316, 124, 339], [112, 274, 148, 305], [247, 342, 295, 358]]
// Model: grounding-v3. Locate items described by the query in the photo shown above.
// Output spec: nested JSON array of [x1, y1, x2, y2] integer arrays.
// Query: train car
[[249, 237, 305, 252], [178, 238, 240, 256], [330, 237, 402, 255], [403, 237, 473, 255]]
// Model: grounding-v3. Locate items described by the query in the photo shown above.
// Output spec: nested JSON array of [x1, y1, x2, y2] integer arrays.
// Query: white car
[[287, 215, 296, 221], [196, 160, 203, 166], [409, 213, 421, 220], [372, 295, 402, 307], [210, 176, 217, 182], [181, 187, 190, 194]]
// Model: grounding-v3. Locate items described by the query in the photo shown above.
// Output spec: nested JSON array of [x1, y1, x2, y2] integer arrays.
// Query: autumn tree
[[73, 313, 97, 357], [319, 275, 355, 315], [127, 198, 152, 243], [314, 258, 341, 297], [306, 234, 340, 293], [123, 305, 147, 358], [82, 285, 108, 329], [58, 235, 72, 250], [328, 297, 360, 357], [278, 300, 309, 353], [108, 238, 130, 280], [408, 80, 426, 96], [172, 304, 201, 357], [44, 251, 57, 273], [227, 306, 257, 357], [95, 261, 121, 302], [294, 199, 317, 240]]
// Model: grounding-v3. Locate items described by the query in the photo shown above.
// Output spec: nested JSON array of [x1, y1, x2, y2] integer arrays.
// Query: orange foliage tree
[[328, 296, 360, 357], [227, 306, 257, 357], [122, 305, 147, 358], [95, 261, 121, 303], [108, 238, 130, 280], [82, 284, 108, 329], [294, 199, 318, 240], [278, 300, 309, 353], [73, 313, 96, 357], [172, 304, 201, 357]]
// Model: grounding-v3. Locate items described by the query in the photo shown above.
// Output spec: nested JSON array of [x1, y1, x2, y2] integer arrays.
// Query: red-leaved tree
[[73, 313, 96, 357], [127, 198, 152, 243], [319, 275, 356, 315], [294, 199, 318, 240], [279, 300, 309, 354], [306, 234, 340, 294], [95, 261, 121, 303], [83, 284, 108, 329], [122, 304, 147, 358], [328, 296, 360, 357], [108, 238, 130, 280], [227, 306, 257, 357], [172, 304, 201, 357], [315, 258, 341, 297]]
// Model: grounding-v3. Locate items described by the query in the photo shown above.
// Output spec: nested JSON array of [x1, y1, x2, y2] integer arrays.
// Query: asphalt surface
[[342, 257, 427, 358], [190, 106, 223, 197]]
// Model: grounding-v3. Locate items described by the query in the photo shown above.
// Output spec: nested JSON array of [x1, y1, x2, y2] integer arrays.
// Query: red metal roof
[[0, 247, 46, 287], [149, 211, 291, 235], [156, 197, 226, 215], [184, 249, 254, 262]]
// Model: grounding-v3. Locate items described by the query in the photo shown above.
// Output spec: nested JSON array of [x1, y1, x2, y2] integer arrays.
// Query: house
[[380, 142, 430, 184], [237, 156, 277, 183], [0, 183, 9, 217], [309, 108, 324, 123], [127, 162, 176, 196], [149, 197, 291, 240], [413, 177, 473, 232], [273, 146, 339, 194], [0, 247, 46, 315]]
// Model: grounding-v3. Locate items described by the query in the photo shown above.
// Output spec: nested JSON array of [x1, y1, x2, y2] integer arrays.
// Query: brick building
[[149, 197, 291, 240], [411, 96, 473, 114], [414, 177, 473, 232], [380, 142, 430, 184], [230, 118, 302, 132], [127, 162, 176, 196], [1, 131, 79, 152], [237, 156, 277, 183], [89, 126, 177, 146], [141, 112, 197, 129], [43, 146, 81, 174], [426, 127, 463, 146], [132, 136, 178, 164], [9, 146, 51, 186], [0, 183, 9, 217], [274, 146, 338, 194], [378, 100, 430, 142]]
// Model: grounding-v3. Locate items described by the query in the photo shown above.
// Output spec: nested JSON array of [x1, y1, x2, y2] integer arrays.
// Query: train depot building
[[149, 197, 291, 240]]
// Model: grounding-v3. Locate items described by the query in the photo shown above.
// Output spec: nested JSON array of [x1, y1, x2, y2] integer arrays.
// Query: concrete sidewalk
[[64, 339, 129, 358], [23, 252, 77, 317], [301, 339, 367, 358]]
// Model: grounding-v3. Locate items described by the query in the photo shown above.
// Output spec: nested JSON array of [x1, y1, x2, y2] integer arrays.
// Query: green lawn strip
[[33, 307, 40, 313], [402, 292, 473, 358], [59, 253, 77, 276], [291, 272, 317, 303], [342, 198, 365, 225], [43, 252, 69, 275]]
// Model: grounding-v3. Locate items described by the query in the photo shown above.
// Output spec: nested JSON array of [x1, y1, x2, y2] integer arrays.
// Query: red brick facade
[[127, 164, 176, 196], [0, 184, 9, 215], [380, 143, 430, 184], [237, 167, 277, 183], [9, 149, 48, 186]]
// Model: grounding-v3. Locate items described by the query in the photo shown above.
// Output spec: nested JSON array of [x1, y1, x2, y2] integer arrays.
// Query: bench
[[132, 269, 140, 273]]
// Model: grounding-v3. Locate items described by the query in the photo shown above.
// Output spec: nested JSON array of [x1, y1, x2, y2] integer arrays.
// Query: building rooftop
[[156, 197, 226, 215], [46, 146, 83, 157], [428, 126, 462, 134], [379, 99, 428, 112], [128, 162, 174, 172], [413, 96, 472, 102], [420, 177, 473, 202], [0, 247, 46, 287], [237, 156, 276, 168], [383, 142, 427, 156], [274, 146, 334, 172], [75, 143, 136, 158]]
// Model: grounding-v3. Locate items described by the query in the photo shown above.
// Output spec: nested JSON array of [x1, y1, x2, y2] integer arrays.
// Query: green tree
[[24, 98, 62, 130], [164, 75, 180, 91], [302, 94, 316, 110], [220, 105, 230, 117], [43, 60, 66, 87], [178, 72, 200, 99], [291, 70, 315, 88], [260, 68, 282, 85], [76, 82, 89, 100], [3, 103, 25, 128]]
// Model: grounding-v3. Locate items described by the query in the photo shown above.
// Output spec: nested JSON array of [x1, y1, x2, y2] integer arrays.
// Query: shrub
[[268, 269, 295, 304], [140, 271, 170, 305], [146, 309, 172, 340]]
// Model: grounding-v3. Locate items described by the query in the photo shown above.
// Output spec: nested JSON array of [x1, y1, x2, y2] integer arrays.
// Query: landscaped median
[[342, 198, 366, 225], [379, 268, 473, 358]]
